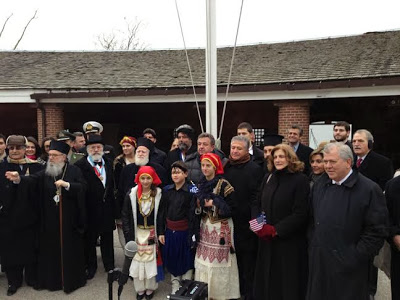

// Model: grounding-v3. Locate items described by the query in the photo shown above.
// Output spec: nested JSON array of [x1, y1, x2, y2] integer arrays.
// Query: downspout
[[35, 99, 46, 141]]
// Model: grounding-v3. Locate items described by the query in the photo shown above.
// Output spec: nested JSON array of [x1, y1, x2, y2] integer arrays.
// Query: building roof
[[0, 30, 400, 90]]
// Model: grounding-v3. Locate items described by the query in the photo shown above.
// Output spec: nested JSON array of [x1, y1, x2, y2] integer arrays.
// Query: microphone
[[117, 241, 138, 296]]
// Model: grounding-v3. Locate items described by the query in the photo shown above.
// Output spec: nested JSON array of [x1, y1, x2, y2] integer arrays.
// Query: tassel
[[219, 237, 225, 245], [230, 246, 235, 254]]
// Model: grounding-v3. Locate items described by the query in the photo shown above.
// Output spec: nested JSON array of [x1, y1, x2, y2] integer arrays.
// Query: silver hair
[[323, 142, 354, 165], [231, 135, 250, 150], [354, 129, 374, 143]]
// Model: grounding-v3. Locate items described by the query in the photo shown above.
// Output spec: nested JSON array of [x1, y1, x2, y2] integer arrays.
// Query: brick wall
[[275, 100, 310, 146], [37, 104, 64, 142]]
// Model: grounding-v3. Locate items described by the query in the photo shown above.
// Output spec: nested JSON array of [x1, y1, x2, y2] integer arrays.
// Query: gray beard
[[45, 161, 65, 177], [89, 152, 103, 162], [135, 155, 149, 166], [178, 141, 189, 151]]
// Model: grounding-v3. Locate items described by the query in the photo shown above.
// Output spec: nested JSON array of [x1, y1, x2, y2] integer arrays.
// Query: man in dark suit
[[352, 129, 393, 300], [143, 128, 167, 166], [385, 175, 400, 300], [287, 125, 313, 175], [352, 129, 393, 191], [333, 121, 353, 150], [237, 122, 264, 168], [81, 121, 116, 162], [75, 135, 116, 280]]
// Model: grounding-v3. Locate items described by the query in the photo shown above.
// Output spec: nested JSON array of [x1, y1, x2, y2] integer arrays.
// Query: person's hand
[[158, 235, 165, 245], [55, 180, 69, 189], [255, 224, 277, 241], [393, 235, 400, 251], [5, 171, 20, 183], [204, 199, 214, 207]]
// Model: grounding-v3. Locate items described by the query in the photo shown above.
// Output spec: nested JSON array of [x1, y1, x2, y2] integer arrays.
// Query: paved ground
[[0, 232, 393, 299]]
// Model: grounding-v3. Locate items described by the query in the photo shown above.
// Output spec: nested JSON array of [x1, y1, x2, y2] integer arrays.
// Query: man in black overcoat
[[237, 122, 264, 168], [352, 129, 393, 298], [224, 135, 263, 300], [307, 142, 388, 300], [385, 175, 400, 300], [75, 135, 116, 279], [0, 135, 44, 296], [287, 125, 313, 175], [6, 140, 87, 293]]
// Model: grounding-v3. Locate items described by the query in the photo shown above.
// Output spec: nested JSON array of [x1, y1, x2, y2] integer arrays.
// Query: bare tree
[[0, 13, 13, 39], [96, 17, 148, 51], [0, 10, 38, 49], [13, 10, 38, 50]]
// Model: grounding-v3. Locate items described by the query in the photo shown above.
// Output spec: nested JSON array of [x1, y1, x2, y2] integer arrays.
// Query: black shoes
[[145, 292, 154, 300], [7, 285, 18, 296], [136, 293, 145, 300], [86, 269, 96, 280]]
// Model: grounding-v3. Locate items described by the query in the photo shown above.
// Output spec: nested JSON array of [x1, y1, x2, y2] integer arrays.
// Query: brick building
[[1, 30, 400, 168]]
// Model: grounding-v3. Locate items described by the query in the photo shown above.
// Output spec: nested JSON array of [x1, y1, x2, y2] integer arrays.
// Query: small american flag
[[249, 213, 267, 232]]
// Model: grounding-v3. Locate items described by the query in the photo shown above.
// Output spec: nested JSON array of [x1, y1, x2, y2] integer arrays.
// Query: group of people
[[0, 120, 399, 300]]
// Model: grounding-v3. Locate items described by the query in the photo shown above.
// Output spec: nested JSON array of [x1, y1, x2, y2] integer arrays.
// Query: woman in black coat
[[252, 143, 310, 300]]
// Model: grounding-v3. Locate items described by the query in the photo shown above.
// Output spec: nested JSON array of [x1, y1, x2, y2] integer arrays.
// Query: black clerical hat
[[263, 134, 284, 146], [49, 140, 70, 155]]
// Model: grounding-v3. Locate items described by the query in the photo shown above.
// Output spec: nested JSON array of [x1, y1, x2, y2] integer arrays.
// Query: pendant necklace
[[53, 164, 68, 205]]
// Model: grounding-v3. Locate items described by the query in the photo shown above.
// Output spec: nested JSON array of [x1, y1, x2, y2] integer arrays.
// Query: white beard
[[89, 151, 104, 162], [135, 154, 149, 166], [45, 161, 65, 177]]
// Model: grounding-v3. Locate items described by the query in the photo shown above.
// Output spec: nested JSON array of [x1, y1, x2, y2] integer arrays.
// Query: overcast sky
[[1, 0, 400, 51]]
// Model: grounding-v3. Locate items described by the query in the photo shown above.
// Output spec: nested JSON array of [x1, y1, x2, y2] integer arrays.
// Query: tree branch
[[0, 13, 13, 39], [13, 10, 38, 50]]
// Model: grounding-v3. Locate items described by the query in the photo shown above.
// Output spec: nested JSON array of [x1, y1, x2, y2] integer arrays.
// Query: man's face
[[48, 150, 66, 164], [7, 145, 26, 160], [197, 137, 214, 156], [0, 138, 6, 155], [230, 140, 248, 161], [323, 147, 351, 182], [178, 132, 192, 150], [136, 146, 149, 160], [352, 132, 370, 157], [237, 128, 252, 142], [144, 133, 156, 144], [74, 136, 86, 150], [263, 145, 274, 160], [87, 143, 104, 161], [333, 126, 349, 142], [287, 129, 300, 145]]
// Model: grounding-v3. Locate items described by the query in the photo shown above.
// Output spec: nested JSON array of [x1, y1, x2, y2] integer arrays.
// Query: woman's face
[[44, 140, 51, 153], [122, 143, 135, 156], [139, 174, 153, 190], [310, 154, 324, 175], [26, 142, 36, 156], [273, 149, 289, 170], [201, 159, 216, 180]]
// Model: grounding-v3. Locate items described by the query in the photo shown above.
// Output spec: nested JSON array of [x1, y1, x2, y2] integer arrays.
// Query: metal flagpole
[[59, 190, 64, 289], [205, 0, 218, 139]]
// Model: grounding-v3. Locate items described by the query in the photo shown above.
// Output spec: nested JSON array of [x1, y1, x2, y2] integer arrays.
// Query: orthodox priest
[[5, 140, 87, 293]]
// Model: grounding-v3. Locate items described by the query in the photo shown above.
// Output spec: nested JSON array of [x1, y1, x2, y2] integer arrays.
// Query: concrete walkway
[[0, 232, 392, 299]]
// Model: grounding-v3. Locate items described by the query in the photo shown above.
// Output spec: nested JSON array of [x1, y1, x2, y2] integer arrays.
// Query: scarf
[[228, 153, 251, 165], [6, 156, 35, 165]]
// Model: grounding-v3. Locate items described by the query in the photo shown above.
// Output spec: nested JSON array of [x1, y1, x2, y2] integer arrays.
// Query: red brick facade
[[37, 104, 64, 142], [275, 100, 311, 146]]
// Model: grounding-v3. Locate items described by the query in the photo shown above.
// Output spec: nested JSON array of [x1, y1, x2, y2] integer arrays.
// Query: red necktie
[[356, 158, 363, 168]]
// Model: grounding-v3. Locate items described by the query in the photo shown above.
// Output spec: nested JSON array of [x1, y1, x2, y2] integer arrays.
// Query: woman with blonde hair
[[252, 143, 310, 300]]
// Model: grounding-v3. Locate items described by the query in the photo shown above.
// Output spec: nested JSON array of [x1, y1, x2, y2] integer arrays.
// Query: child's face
[[171, 167, 187, 184]]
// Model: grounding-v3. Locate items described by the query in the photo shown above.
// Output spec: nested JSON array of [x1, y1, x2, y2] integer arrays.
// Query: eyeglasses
[[7, 146, 25, 150], [48, 153, 64, 158]]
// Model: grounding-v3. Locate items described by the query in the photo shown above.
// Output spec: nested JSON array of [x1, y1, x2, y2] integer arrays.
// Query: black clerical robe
[[21, 163, 87, 293]]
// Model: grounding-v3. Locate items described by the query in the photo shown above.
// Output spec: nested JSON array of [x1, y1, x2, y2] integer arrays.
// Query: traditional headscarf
[[200, 153, 224, 175], [119, 136, 137, 148], [134, 166, 162, 200]]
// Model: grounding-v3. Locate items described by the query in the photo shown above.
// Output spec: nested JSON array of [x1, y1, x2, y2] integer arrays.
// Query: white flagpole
[[205, 0, 218, 139]]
